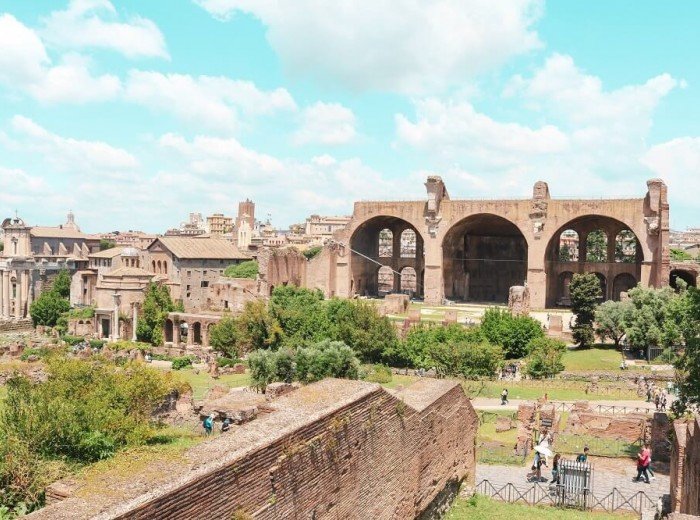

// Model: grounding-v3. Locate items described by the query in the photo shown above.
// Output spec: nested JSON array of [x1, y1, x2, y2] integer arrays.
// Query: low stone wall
[[28, 378, 477, 520], [671, 417, 700, 515], [0, 319, 33, 332], [564, 411, 646, 442]]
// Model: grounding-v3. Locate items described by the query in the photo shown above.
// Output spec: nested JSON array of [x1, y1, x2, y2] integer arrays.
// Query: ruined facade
[[28, 378, 478, 520], [671, 417, 700, 516], [320, 176, 669, 307]]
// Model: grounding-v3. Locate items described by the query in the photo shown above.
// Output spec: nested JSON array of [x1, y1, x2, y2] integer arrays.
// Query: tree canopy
[[570, 273, 601, 348], [223, 260, 259, 279]]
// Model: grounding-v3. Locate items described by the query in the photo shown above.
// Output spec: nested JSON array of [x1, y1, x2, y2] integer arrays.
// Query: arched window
[[558, 230, 579, 262], [400, 229, 416, 258], [163, 262, 168, 274], [378, 229, 393, 257], [586, 230, 608, 263], [614, 230, 637, 263], [593, 272, 607, 301], [157, 260, 162, 273], [612, 273, 637, 300], [400, 266, 417, 293], [377, 266, 394, 293], [152, 260, 156, 272]]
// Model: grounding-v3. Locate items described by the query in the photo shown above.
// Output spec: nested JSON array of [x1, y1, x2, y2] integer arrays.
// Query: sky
[[0, 0, 699, 233]]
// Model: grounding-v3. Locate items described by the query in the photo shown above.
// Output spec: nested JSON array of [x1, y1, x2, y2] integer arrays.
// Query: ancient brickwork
[[28, 378, 477, 520], [671, 418, 700, 515], [564, 411, 647, 442], [0, 319, 33, 332]]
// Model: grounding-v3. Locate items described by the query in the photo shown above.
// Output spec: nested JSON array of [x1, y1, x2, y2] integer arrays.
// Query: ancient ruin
[[316, 176, 669, 307]]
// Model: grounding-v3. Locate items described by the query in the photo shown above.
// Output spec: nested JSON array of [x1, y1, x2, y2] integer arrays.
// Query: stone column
[[0, 270, 4, 319], [26, 273, 33, 310], [2, 271, 9, 318], [111, 293, 121, 341], [131, 303, 139, 341], [16, 271, 23, 318], [172, 320, 180, 348], [187, 322, 194, 346]]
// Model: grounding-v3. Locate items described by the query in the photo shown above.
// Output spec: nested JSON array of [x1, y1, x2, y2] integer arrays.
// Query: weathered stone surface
[[671, 417, 700, 515], [508, 286, 530, 317]]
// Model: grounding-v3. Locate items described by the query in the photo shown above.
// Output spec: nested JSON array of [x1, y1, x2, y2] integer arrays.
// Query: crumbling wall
[[257, 248, 306, 296], [671, 418, 700, 515], [304, 246, 336, 297], [564, 410, 646, 442], [29, 379, 476, 520]]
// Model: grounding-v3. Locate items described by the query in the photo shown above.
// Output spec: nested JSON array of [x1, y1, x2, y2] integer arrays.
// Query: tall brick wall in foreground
[[671, 417, 700, 515], [29, 378, 477, 520]]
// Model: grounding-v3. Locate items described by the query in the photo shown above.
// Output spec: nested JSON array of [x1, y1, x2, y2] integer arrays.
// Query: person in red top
[[634, 443, 651, 484]]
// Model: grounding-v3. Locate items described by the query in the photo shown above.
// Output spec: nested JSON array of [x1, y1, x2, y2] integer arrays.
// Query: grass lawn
[[447, 495, 634, 520], [380, 374, 419, 389], [562, 345, 623, 371], [462, 379, 639, 402], [164, 367, 251, 400]]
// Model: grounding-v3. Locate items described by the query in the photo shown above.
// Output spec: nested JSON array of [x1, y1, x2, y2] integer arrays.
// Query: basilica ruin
[[311, 177, 671, 308]]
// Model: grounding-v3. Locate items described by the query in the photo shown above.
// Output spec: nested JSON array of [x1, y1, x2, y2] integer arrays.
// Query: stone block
[[548, 314, 563, 334], [408, 309, 421, 322], [266, 382, 296, 399], [495, 416, 514, 432], [444, 309, 458, 324], [508, 286, 531, 317]]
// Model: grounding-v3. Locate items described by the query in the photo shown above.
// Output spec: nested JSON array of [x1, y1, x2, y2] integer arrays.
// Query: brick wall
[[0, 319, 33, 332], [28, 378, 477, 520], [671, 418, 700, 515]]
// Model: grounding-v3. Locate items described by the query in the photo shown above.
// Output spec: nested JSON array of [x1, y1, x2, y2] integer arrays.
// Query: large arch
[[545, 215, 643, 306], [612, 273, 637, 300], [349, 216, 424, 298], [442, 214, 527, 303]]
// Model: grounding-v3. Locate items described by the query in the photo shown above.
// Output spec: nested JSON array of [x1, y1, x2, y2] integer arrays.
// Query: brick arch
[[349, 215, 425, 298], [442, 213, 528, 303]]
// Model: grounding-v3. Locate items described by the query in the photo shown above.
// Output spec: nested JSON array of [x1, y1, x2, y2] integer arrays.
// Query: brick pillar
[[16, 271, 23, 318], [187, 322, 194, 346], [172, 320, 180, 348]]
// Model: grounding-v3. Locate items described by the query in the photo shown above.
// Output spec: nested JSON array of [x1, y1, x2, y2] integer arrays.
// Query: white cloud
[[125, 71, 297, 132], [194, 0, 543, 94], [41, 0, 168, 59], [294, 102, 357, 145], [642, 138, 700, 208], [0, 14, 121, 103], [8, 115, 138, 172]]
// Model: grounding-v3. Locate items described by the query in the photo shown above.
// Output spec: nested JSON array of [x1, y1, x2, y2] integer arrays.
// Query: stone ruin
[[30, 378, 478, 520], [508, 285, 531, 317], [379, 293, 409, 315], [564, 401, 647, 443], [670, 416, 700, 517], [515, 400, 560, 454]]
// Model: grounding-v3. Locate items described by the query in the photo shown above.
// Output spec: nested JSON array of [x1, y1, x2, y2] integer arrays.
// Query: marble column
[[131, 303, 138, 341], [172, 320, 180, 348], [0, 271, 4, 319], [111, 293, 121, 341], [2, 271, 9, 318], [16, 271, 23, 318]]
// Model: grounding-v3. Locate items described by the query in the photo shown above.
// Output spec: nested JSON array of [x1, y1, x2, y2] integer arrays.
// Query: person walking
[[221, 418, 231, 433], [634, 443, 651, 484], [550, 453, 561, 484], [576, 446, 589, 463], [203, 413, 215, 436], [501, 388, 509, 405]]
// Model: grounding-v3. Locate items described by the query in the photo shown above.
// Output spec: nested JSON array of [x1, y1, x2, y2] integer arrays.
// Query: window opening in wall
[[201, 281, 209, 288], [378, 229, 393, 257]]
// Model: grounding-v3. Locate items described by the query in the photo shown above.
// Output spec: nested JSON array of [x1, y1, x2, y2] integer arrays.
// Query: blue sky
[[0, 0, 698, 233]]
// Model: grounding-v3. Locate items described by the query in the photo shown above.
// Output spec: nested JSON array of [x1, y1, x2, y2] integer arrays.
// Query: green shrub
[[62, 335, 85, 346], [171, 356, 195, 370], [19, 347, 50, 361], [223, 260, 259, 279], [52, 269, 71, 299], [208, 316, 241, 358], [570, 273, 602, 348], [361, 364, 392, 384], [295, 340, 359, 383], [217, 357, 241, 367], [136, 282, 177, 346], [479, 308, 544, 359], [525, 337, 567, 379], [303, 246, 323, 260], [29, 290, 70, 327], [428, 340, 503, 379], [89, 339, 106, 349], [248, 350, 277, 392]]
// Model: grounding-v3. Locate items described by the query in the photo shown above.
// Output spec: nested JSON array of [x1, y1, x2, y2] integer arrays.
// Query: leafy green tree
[[29, 290, 70, 327], [247, 350, 278, 392], [622, 285, 683, 352], [223, 260, 259, 279], [52, 269, 72, 299], [208, 316, 241, 358], [480, 308, 544, 358], [525, 337, 567, 378], [586, 230, 608, 262], [569, 273, 602, 348], [99, 238, 116, 251], [673, 287, 700, 414], [559, 243, 571, 261], [136, 282, 176, 345], [390, 323, 484, 369], [428, 340, 503, 379], [237, 300, 283, 351], [269, 286, 330, 342], [295, 340, 359, 383], [595, 300, 630, 347]]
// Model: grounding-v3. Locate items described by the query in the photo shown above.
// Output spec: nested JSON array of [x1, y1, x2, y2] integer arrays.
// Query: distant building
[[99, 230, 157, 249], [304, 214, 351, 242], [166, 213, 206, 237], [0, 212, 99, 320], [206, 213, 234, 236]]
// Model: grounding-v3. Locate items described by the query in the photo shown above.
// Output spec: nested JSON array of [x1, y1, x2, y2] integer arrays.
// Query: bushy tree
[[325, 298, 398, 363], [428, 340, 503, 379], [303, 246, 323, 259], [390, 323, 484, 369], [208, 316, 241, 358], [525, 337, 567, 378], [223, 260, 259, 279], [136, 282, 176, 345], [269, 286, 330, 342], [673, 287, 700, 413], [29, 290, 70, 327], [99, 239, 116, 251], [595, 300, 630, 347], [622, 285, 680, 351], [295, 340, 359, 383], [237, 300, 283, 352], [247, 350, 278, 392], [480, 307, 544, 358], [569, 273, 601, 348], [52, 269, 71, 299]]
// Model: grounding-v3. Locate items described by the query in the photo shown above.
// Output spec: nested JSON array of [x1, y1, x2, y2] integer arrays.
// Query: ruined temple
[[311, 177, 670, 308]]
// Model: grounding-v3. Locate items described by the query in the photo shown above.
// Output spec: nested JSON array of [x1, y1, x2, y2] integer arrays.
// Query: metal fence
[[555, 433, 642, 458], [549, 401, 653, 415], [475, 479, 656, 515]]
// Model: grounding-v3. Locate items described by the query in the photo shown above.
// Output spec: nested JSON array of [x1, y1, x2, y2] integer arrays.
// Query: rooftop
[[30, 226, 97, 240], [152, 236, 249, 260]]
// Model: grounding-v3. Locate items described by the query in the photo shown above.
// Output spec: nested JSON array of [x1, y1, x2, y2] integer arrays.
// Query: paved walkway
[[476, 462, 669, 510], [471, 397, 660, 412]]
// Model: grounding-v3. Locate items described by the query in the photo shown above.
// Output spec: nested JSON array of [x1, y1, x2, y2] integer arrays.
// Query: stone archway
[[400, 266, 417, 295], [612, 273, 637, 301], [557, 271, 575, 306], [349, 216, 424, 298], [164, 319, 174, 342], [545, 215, 643, 306], [442, 214, 527, 303], [192, 322, 202, 345], [593, 272, 607, 302]]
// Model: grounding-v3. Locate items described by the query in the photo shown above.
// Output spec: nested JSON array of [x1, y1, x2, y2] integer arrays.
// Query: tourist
[[654, 393, 661, 411], [619, 359, 627, 370], [660, 394, 668, 412], [203, 413, 215, 436], [501, 388, 509, 406], [221, 418, 231, 433], [550, 453, 561, 484], [647, 446, 656, 481], [634, 443, 651, 484], [576, 446, 589, 463]]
